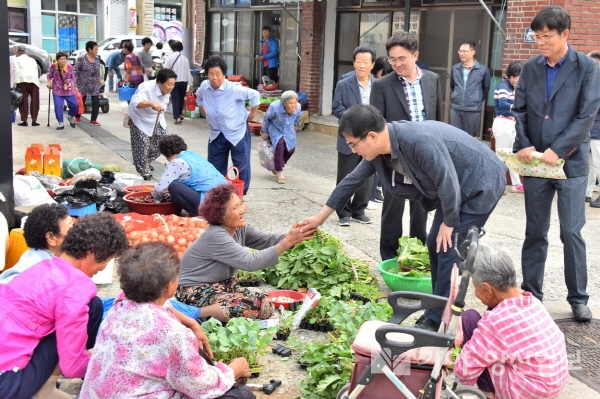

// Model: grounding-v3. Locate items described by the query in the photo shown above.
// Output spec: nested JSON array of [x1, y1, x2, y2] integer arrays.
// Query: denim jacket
[[450, 61, 491, 112]]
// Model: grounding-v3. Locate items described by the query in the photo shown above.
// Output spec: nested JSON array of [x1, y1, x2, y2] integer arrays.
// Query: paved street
[[10, 85, 600, 397]]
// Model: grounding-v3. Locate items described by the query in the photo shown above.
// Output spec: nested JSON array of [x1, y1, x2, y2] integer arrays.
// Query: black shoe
[[351, 215, 372, 224], [338, 217, 351, 226], [586, 196, 592, 203], [141, 173, 152, 181], [571, 303, 592, 321], [32, 121, 40, 126], [68, 116, 76, 128], [414, 315, 441, 332], [18, 121, 28, 126], [149, 165, 154, 171], [590, 197, 600, 208]]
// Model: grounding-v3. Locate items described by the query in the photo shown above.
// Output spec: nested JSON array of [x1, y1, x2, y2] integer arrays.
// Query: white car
[[68, 35, 172, 65]]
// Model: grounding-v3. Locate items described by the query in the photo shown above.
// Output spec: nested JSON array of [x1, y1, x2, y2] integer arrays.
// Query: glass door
[[419, 7, 491, 127], [278, 10, 299, 91]]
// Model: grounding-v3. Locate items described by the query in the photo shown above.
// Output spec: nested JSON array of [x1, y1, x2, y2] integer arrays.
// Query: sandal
[[142, 173, 152, 181], [277, 178, 286, 184]]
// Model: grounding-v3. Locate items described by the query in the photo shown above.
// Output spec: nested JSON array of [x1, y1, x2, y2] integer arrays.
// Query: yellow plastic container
[[3, 228, 29, 271]]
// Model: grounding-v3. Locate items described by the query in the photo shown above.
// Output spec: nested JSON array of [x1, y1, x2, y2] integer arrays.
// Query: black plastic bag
[[11, 87, 23, 110]]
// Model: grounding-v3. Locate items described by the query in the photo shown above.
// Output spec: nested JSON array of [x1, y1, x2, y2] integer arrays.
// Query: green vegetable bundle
[[263, 230, 375, 296], [298, 299, 392, 399], [392, 236, 432, 277]]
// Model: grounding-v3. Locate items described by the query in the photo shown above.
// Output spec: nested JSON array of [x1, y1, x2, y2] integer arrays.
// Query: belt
[[495, 115, 516, 121]]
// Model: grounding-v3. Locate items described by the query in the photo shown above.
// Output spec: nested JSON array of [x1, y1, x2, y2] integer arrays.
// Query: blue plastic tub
[[118, 86, 137, 101], [63, 202, 97, 217]]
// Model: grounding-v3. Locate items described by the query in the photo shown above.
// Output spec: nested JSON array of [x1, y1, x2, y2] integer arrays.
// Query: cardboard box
[[25, 144, 44, 175], [185, 107, 201, 119], [44, 144, 63, 177]]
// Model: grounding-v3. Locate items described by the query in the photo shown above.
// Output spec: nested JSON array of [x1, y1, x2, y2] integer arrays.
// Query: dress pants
[[171, 81, 188, 120], [335, 152, 373, 219], [424, 206, 495, 323], [521, 175, 588, 304], [0, 296, 103, 399], [450, 109, 482, 137], [17, 82, 39, 122], [208, 127, 251, 195], [379, 191, 427, 261]]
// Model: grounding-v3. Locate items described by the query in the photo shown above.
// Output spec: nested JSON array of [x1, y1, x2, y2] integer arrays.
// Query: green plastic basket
[[378, 258, 432, 294]]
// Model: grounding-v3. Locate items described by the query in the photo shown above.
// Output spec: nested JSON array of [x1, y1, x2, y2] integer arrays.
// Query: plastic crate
[[378, 258, 432, 294], [261, 90, 282, 98]]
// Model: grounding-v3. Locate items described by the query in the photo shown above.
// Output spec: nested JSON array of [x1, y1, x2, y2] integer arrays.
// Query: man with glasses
[[449, 40, 491, 137], [369, 32, 443, 266], [302, 104, 507, 332], [513, 6, 600, 322], [332, 46, 376, 226]]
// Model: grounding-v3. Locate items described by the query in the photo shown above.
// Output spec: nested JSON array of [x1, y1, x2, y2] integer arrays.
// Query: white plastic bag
[[257, 139, 275, 171], [13, 175, 56, 207], [72, 168, 102, 185], [111, 172, 144, 192]]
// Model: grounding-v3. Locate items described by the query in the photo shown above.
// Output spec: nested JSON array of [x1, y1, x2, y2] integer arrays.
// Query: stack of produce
[[117, 214, 207, 258]]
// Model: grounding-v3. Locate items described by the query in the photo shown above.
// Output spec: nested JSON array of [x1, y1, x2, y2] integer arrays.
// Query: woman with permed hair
[[80, 242, 254, 398], [0, 212, 128, 399], [176, 184, 317, 322], [152, 134, 226, 216], [0, 203, 72, 284]]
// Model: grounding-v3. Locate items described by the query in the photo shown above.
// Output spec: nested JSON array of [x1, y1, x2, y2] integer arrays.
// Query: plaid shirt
[[455, 292, 569, 399], [124, 53, 145, 85], [399, 68, 426, 122]]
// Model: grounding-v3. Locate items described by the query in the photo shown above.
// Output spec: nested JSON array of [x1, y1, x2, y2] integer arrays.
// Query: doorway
[[418, 7, 491, 129]]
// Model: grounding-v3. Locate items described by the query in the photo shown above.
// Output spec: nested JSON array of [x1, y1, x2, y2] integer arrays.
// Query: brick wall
[[502, 0, 600, 70], [298, 0, 326, 115], [194, 0, 206, 65]]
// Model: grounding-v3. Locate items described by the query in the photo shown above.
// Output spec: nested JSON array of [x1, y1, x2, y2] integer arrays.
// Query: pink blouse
[[47, 63, 77, 97], [0, 257, 97, 378], [79, 295, 235, 399]]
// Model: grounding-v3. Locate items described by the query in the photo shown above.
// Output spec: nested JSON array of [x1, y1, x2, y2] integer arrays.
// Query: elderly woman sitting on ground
[[176, 184, 317, 322], [80, 242, 254, 399], [261, 90, 301, 184], [454, 245, 569, 399], [0, 212, 128, 399], [0, 203, 72, 284]]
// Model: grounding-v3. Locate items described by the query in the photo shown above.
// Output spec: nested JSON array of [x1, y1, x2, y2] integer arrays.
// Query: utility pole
[[0, 0, 16, 227]]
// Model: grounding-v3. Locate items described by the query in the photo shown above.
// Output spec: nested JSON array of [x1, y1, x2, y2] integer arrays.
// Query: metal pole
[[0, 0, 15, 227], [403, 0, 410, 32]]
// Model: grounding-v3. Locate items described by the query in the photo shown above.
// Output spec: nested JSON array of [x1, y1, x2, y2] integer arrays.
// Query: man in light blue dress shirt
[[196, 56, 260, 194]]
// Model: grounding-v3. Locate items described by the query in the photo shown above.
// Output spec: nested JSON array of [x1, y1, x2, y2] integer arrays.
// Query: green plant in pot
[[201, 317, 277, 375], [276, 310, 295, 341]]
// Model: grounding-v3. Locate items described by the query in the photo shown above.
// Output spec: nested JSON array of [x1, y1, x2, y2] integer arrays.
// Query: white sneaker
[[56, 122, 64, 131], [366, 201, 377, 210]]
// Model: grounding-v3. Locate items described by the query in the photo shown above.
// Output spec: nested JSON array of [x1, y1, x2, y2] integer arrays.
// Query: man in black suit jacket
[[370, 32, 444, 267], [332, 46, 376, 226], [514, 6, 600, 321]]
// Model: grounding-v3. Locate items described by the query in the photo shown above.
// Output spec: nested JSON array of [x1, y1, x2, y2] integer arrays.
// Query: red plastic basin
[[123, 191, 182, 215], [267, 289, 306, 309]]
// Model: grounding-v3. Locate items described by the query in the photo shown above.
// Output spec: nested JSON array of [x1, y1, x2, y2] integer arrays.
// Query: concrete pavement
[[10, 85, 600, 397]]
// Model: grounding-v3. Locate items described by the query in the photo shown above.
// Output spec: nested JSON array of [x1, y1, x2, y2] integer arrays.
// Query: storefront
[[40, 0, 101, 55], [332, 0, 507, 127], [206, 0, 301, 90]]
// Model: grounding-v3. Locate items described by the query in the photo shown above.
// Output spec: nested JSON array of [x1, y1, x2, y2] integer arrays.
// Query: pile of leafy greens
[[263, 230, 375, 296], [297, 299, 393, 399], [392, 236, 431, 277]]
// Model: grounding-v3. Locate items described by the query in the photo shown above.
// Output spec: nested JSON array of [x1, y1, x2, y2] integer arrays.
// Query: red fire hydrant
[[186, 92, 196, 111]]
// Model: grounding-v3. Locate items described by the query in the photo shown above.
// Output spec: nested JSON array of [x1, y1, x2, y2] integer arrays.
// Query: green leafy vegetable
[[395, 236, 431, 276]]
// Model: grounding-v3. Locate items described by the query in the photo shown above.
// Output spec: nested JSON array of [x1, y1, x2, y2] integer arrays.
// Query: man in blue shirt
[[196, 56, 260, 195], [256, 26, 279, 83], [513, 6, 600, 322], [105, 50, 124, 92]]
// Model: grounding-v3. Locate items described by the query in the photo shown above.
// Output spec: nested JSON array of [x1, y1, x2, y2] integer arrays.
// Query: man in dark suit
[[514, 6, 600, 321], [370, 32, 444, 262], [332, 46, 376, 226], [302, 105, 507, 331]]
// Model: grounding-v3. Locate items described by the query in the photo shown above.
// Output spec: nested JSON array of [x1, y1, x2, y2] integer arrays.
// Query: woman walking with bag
[[260, 91, 301, 184], [12, 44, 40, 127], [74, 41, 102, 125], [128, 68, 177, 180], [46, 52, 78, 130], [163, 41, 192, 124]]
